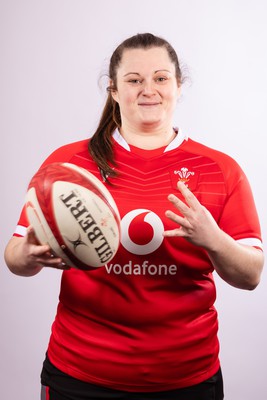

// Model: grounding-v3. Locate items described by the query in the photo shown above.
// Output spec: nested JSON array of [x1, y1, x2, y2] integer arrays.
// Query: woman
[[4, 33, 263, 400]]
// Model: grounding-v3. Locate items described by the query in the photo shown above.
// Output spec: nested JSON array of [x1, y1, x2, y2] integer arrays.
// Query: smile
[[138, 103, 160, 106]]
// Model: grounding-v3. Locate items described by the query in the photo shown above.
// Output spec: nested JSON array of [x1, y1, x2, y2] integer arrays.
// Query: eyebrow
[[123, 69, 171, 77]]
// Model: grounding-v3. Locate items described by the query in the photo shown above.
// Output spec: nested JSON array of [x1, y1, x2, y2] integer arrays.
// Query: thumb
[[26, 226, 51, 254], [26, 226, 40, 245]]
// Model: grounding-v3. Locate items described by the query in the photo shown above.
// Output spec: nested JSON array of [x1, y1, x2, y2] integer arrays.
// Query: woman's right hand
[[4, 226, 70, 276]]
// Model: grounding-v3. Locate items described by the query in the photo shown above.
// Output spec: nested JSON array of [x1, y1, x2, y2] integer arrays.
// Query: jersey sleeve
[[14, 205, 28, 237], [218, 159, 262, 249]]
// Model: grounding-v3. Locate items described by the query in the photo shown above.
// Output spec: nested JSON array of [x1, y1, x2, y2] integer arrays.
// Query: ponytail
[[88, 92, 120, 181]]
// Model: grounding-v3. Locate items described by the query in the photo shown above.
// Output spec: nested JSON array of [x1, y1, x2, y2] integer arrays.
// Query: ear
[[109, 80, 119, 103]]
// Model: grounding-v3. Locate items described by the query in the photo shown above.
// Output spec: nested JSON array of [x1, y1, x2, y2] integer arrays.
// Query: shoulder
[[40, 138, 90, 166], [184, 137, 234, 160], [183, 137, 244, 172], [179, 137, 250, 193], [49, 138, 90, 158]]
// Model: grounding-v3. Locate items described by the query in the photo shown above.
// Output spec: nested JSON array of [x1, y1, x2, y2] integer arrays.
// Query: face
[[111, 47, 181, 132]]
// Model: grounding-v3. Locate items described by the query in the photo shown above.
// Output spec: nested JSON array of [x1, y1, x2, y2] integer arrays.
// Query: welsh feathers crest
[[174, 167, 195, 184]]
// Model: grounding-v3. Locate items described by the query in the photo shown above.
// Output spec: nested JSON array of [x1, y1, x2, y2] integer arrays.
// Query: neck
[[119, 125, 176, 150]]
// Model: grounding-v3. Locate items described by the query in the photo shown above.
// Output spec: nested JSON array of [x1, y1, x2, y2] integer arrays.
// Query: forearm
[[206, 230, 264, 290]]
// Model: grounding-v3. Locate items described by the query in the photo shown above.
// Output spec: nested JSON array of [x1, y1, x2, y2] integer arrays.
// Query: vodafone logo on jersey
[[120, 209, 164, 255]]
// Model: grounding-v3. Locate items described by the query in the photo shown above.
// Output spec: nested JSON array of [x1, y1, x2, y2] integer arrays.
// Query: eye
[[155, 76, 168, 83], [128, 79, 142, 84]]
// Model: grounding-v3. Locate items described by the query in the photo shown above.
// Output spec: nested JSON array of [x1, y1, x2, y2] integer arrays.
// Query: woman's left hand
[[163, 180, 264, 290], [163, 180, 221, 251]]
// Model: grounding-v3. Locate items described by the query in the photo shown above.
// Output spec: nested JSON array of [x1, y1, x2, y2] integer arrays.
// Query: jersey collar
[[112, 128, 188, 153]]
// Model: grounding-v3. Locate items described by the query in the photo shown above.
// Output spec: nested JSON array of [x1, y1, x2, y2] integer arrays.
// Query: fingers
[[26, 226, 71, 270], [42, 262, 70, 270], [164, 181, 197, 239], [39, 255, 70, 270], [166, 181, 201, 218], [165, 209, 191, 228], [167, 193, 190, 217], [164, 181, 219, 247], [163, 227, 183, 238], [38, 252, 71, 270], [163, 209, 193, 238], [176, 180, 200, 210]]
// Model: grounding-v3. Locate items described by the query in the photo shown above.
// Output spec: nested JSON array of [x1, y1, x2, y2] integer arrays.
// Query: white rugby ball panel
[[52, 181, 120, 267], [25, 187, 73, 265], [61, 163, 120, 223]]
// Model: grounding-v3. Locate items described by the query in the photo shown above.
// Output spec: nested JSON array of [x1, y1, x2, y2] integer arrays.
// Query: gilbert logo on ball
[[25, 163, 121, 270]]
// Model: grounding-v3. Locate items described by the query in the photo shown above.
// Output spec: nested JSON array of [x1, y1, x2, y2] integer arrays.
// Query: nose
[[142, 80, 156, 96]]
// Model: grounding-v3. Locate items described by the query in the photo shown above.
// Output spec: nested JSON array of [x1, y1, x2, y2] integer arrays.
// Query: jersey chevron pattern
[[15, 130, 262, 392]]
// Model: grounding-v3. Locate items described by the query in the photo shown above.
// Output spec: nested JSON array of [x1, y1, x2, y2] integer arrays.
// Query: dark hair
[[88, 33, 183, 181]]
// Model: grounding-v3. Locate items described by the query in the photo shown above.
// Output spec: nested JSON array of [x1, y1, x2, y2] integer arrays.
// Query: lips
[[138, 102, 160, 106]]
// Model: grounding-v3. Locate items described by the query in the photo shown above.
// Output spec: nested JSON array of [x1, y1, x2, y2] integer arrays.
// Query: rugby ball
[[25, 162, 120, 270]]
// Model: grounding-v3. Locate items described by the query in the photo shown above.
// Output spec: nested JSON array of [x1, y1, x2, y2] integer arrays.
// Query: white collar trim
[[112, 128, 188, 152], [112, 129, 131, 151]]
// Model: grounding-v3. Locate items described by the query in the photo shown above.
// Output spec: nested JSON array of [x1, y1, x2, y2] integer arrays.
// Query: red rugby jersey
[[15, 130, 262, 392]]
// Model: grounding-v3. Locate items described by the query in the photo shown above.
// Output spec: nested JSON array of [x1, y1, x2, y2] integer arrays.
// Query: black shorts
[[41, 356, 224, 400]]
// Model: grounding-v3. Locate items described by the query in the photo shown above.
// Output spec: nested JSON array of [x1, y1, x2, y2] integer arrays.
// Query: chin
[[141, 121, 163, 129], [139, 117, 162, 126]]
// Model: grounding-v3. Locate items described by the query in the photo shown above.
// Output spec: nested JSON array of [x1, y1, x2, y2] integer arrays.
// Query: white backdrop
[[1, 1, 267, 399]]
